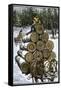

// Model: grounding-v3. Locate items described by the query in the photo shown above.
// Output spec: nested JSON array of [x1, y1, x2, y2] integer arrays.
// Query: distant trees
[[13, 7, 59, 30]]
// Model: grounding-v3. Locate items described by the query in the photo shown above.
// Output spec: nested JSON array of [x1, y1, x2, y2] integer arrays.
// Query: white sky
[[13, 5, 58, 14]]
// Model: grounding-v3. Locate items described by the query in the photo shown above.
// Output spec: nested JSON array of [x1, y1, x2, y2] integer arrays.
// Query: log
[[46, 40, 54, 51], [33, 50, 43, 61], [22, 38, 31, 43], [35, 24, 44, 34], [20, 46, 28, 51], [27, 42, 36, 52], [26, 31, 32, 35], [15, 55, 30, 75], [20, 62, 30, 74], [25, 52, 33, 63], [15, 55, 21, 69], [41, 32, 49, 43], [30, 32, 39, 42], [17, 51, 25, 60], [48, 51, 56, 61], [42, 49, 51, 59], [30, 60, 44, 78], [36, 41, 45, 51], [30, 60, 37, 77]]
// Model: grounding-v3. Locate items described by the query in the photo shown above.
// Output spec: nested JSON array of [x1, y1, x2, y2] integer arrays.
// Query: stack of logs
[[15, 17, 57, 83]]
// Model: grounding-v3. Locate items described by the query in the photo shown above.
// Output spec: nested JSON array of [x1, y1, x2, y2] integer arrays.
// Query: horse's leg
[[32, 77, 34, 83]]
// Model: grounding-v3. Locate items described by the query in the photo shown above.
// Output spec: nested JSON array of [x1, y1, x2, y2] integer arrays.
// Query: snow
[[13, 26, 59, 85]]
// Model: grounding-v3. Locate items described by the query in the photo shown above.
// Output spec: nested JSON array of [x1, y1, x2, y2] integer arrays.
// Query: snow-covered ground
[[13, 26, 59, 85]]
